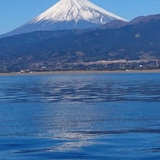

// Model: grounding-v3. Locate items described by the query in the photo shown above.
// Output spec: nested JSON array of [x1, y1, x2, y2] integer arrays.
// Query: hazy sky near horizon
[[0, 0, 160, 35]]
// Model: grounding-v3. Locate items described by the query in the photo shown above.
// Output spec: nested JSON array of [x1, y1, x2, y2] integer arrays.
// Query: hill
[[0, 14, 160, 72]]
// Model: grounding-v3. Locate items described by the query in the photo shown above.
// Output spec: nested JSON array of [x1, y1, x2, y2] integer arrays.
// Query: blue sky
[[0, 0, 160, 35]]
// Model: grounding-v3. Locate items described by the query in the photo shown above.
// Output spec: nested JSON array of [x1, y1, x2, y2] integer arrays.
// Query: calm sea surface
[[0, 72, 160, 159]]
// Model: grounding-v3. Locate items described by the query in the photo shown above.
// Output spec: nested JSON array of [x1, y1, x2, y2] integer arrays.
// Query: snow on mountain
[[1, 0, 126, 37], [32, 0, 125, 23]]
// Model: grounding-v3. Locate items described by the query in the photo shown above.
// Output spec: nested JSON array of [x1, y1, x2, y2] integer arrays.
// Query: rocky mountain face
[[0, 0, 125, 38]]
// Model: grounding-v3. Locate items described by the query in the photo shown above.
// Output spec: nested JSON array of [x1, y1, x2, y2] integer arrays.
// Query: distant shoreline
[[0, 69, 160, 76]]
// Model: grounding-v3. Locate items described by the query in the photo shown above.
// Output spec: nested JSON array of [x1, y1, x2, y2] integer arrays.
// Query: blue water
[[0, 72, 160, 159]]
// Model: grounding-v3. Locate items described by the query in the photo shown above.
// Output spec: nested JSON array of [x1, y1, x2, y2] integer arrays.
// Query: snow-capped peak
[[1, 0, 126, 37], [32, 0, 125, 24]]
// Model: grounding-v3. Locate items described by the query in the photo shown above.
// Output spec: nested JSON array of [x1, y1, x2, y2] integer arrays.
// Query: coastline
[[0, 69, 160, 76]]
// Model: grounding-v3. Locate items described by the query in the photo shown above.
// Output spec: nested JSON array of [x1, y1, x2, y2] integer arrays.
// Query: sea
[[0, 72, 160, 160]]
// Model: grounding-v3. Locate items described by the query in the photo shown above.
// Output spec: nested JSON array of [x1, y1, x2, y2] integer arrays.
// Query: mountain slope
[[0, 14, 160, 71], [1, 0, 126, 38]]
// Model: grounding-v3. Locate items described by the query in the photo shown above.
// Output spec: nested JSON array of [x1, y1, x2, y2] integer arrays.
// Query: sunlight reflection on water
[[0, 73, 160, 159]]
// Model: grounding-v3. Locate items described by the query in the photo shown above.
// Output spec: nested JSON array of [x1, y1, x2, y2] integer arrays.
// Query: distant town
[[0, 59, 159, 73]]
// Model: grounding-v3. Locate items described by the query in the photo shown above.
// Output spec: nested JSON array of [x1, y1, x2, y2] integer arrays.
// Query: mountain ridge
[[100, 14, 160, 29], [0, 13, 160, 71]]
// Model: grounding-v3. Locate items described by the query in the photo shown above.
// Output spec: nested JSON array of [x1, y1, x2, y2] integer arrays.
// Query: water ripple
[[0, 73, 160, 103]]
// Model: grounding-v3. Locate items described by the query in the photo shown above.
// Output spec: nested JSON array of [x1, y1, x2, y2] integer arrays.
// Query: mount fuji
[[1, 0, 126, 37]]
